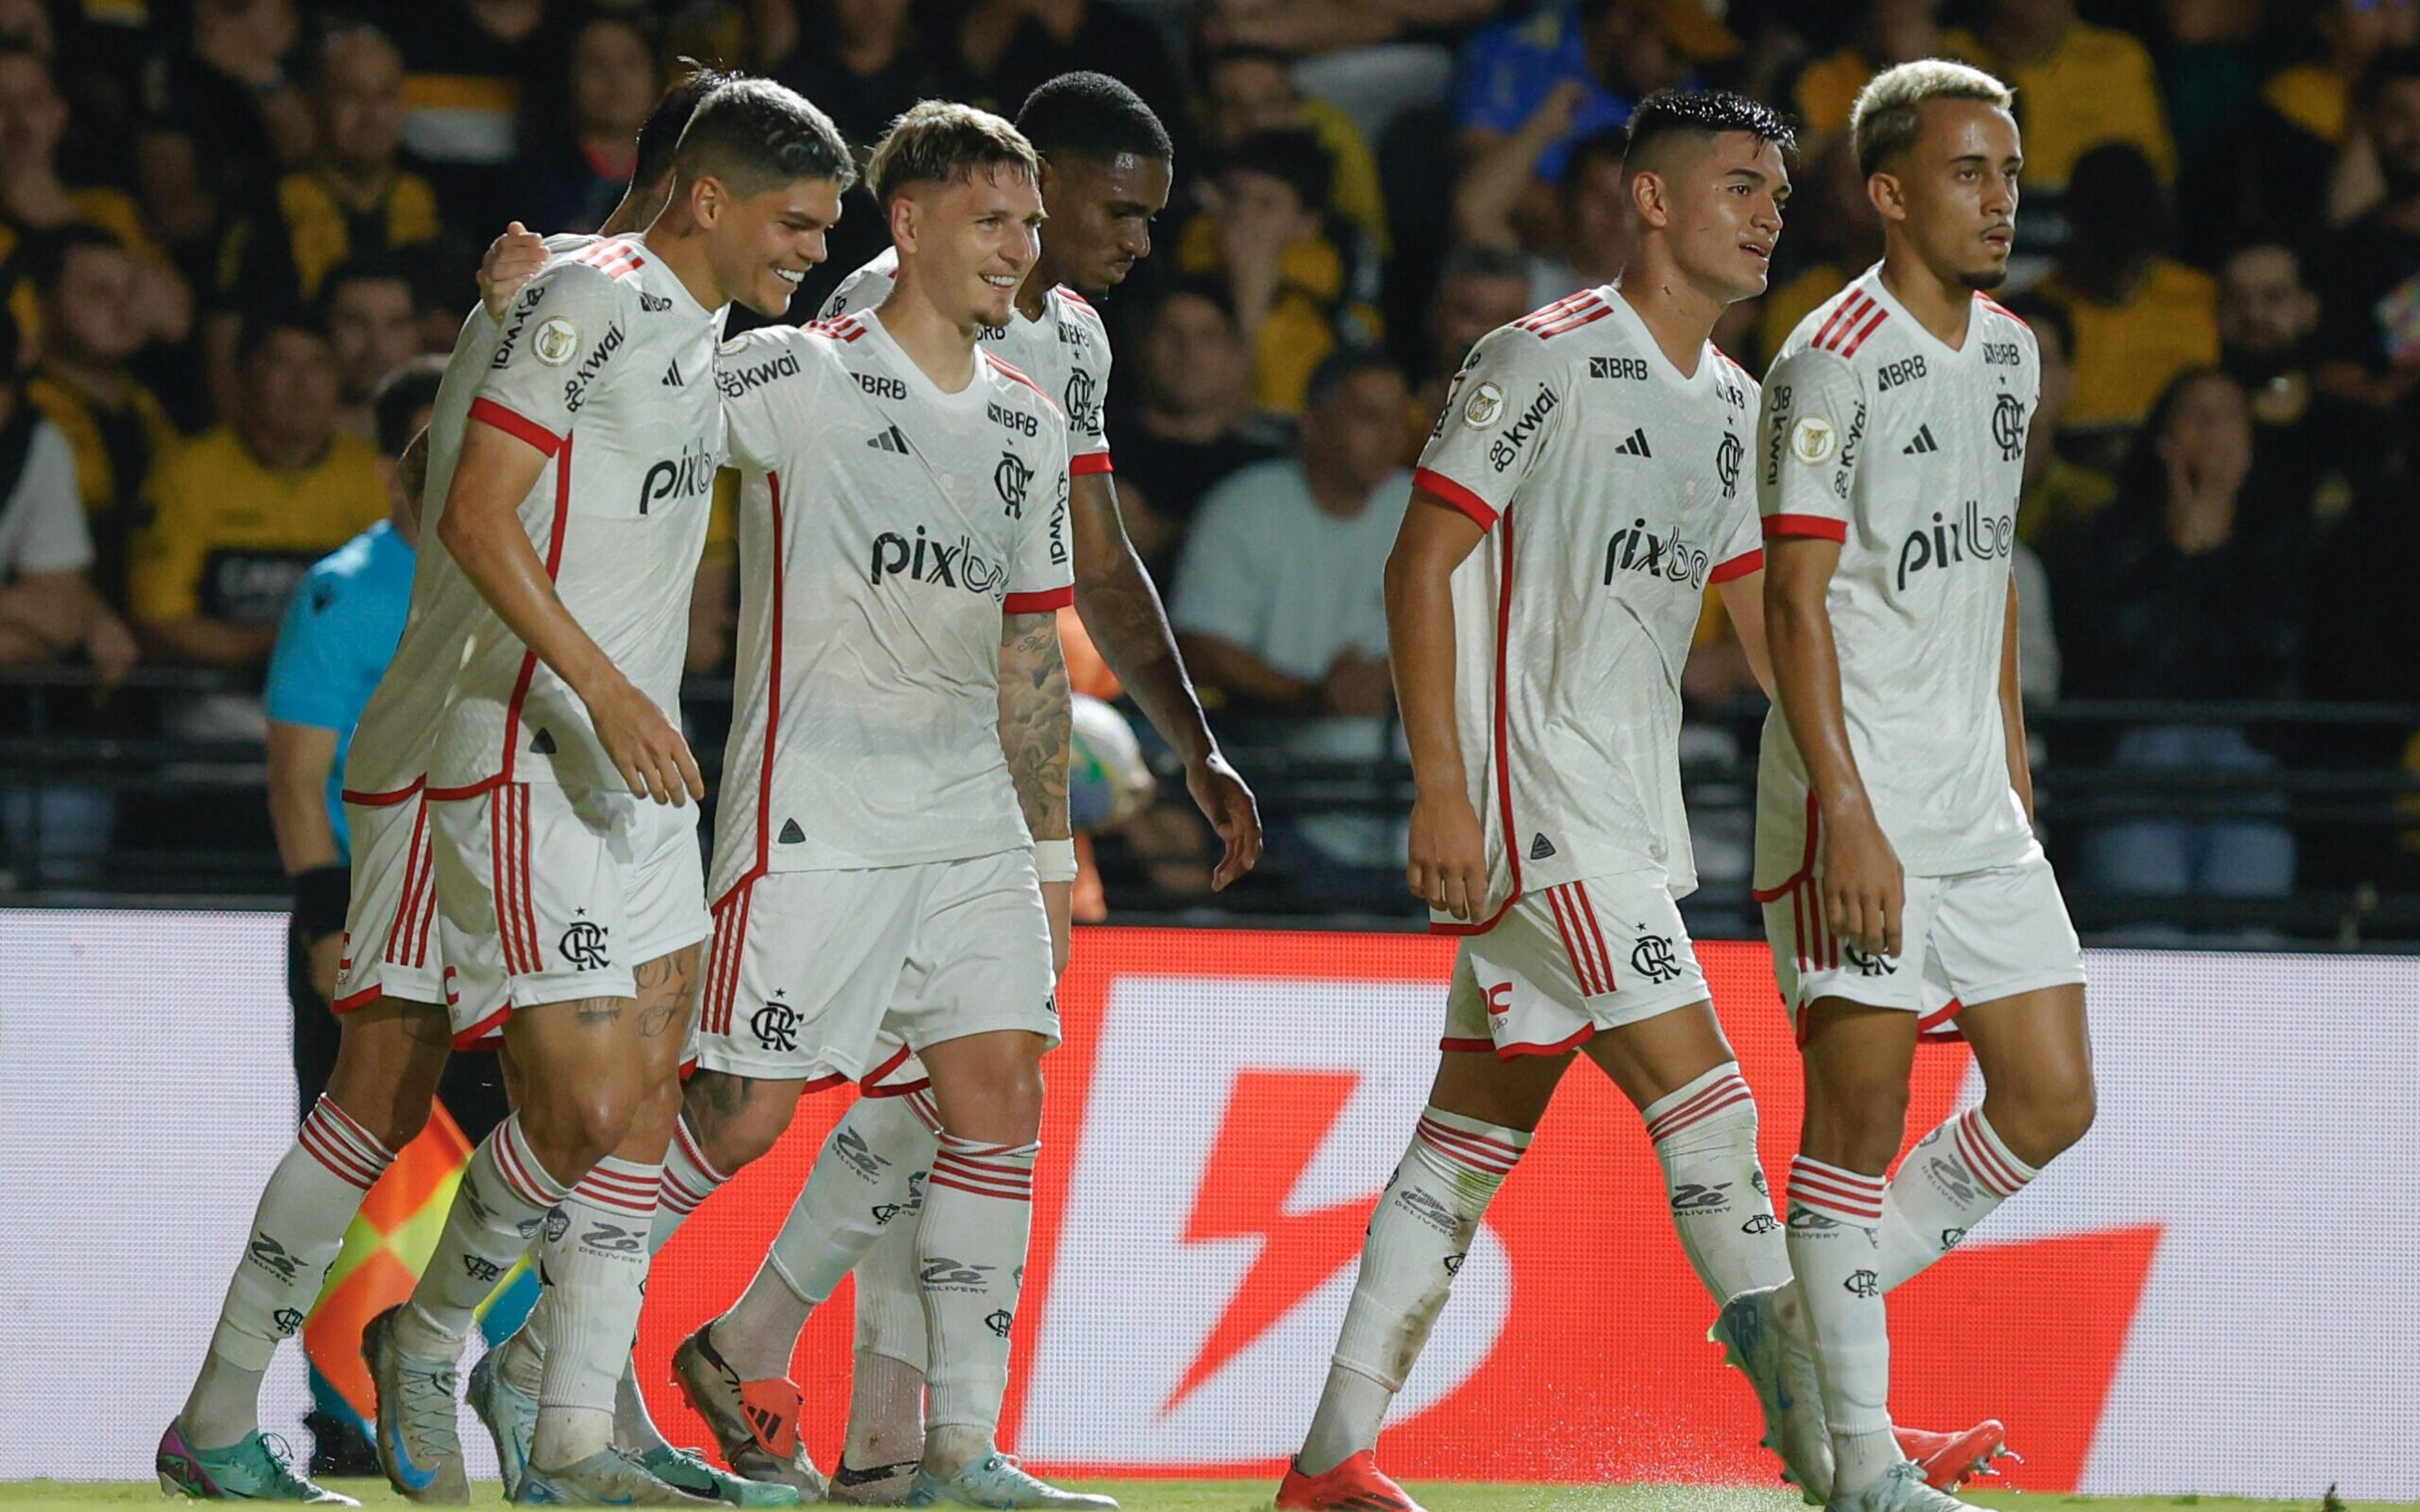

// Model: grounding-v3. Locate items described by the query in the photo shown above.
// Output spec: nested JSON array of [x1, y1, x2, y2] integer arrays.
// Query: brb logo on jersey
[[1487, 386, 1559, 472], [640, 439, 715, 514], [1895, 501, 2014, 591], [869, 525, 1011, 598], [1603, 518, 1714, 590]]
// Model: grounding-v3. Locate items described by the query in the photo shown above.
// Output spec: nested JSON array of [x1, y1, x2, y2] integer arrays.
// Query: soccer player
[[357, 78, 851, 1507], [666, 72, 1259, 1503], [643, 100, 1110, 1511], [1750, 60, 2093, 1512], [1276, 91, 1995, 1512]]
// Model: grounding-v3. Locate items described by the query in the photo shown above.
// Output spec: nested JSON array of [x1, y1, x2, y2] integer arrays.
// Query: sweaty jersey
[[1413, 285, 1763, 927], [345, 235, 600, 802], [1753, 265, 2038, 881], [424, 236, 728, 797], [708, 308, 1075, 900], [823, 246, 1114, 477]]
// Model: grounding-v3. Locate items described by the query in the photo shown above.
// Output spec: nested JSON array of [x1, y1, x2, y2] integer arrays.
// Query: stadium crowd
[[3, 0, 2419, 915]]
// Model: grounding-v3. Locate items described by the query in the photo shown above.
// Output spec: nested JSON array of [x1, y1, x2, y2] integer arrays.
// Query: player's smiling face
[[921, 166, 1044, 330], [1891, 98, 2022, 292], [716, 176, 844, 317], [1039, 150, 1172, 295], [1664, 131, 1789, 304]]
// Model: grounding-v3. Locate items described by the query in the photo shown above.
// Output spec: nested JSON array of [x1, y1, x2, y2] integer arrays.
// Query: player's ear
[[1627, 169, 1664, 231], [1865, 168, 1904, 225], [887, 192, 916, 253]]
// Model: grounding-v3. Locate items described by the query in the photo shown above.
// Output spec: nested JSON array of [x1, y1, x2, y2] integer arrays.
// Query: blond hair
[[1849, 59, 2015, 177], [867, 100, 1041, 204]]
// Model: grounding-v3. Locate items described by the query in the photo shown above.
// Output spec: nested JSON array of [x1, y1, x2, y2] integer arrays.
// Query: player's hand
[[1040, 878, 1074, 975], [585, 674, 705, 806], [1820, 802, 1903, 960], [1407, 788, 1489, 921], [1186, 750, 1263, 891], [479, 222, 548, 319], [84, 611, 138, 685]]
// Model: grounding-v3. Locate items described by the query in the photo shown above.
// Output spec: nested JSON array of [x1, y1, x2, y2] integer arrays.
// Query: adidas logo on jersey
[[1902, 424, 1939, 455], [1614, 428, 1652, 457], [529, 728, 558, 755], [778, 818, 806, 844], [867, 425, 913, 454], [1530, 833, 1557, 860], [660, 361, 683, 387]]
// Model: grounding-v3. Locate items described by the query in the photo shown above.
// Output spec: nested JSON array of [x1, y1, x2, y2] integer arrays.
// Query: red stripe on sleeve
[[1412, 467, 1498, 529], [1003, 585, 1075, 614], [1069, 452, 1114, 476], [1709, 548, 1764, 583], [468, 398, 562, 457], [1763, 513, 1848, 542]]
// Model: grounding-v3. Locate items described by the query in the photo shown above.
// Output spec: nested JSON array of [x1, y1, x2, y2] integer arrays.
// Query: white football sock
[[846, 1202, 930, 1470], [1877, 1106, 2037, 1292], [718, 1091, 940, 1382], [916, 1131, 1035, 1463], [1787, 1155, 1899, 1494], [1303, 1107, 1529, 1475], [655, 1114, 731, 1251], [841, 1346, 927, 1476], [1642, 1063, 1790, 1306], [391, 1112, 565, 1363], [183, 1096, 396, 1447], [533, 1156, 660, 1469]]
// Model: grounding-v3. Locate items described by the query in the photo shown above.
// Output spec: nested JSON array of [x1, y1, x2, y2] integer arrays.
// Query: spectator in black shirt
[[1110, 281, 1288, 573], [955, 0, 1189, 144], [2312, 46, 2420, 413], [2053, 367, 2302, 905], [525, 13, 661, 237], [2216, 240, 2377, 536]]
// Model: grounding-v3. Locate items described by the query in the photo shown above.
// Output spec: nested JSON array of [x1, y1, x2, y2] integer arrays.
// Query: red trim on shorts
[[1570, 881, 1619, 990], [1069, 452, 1114, 476], [1003, 585, 1075, 614], [1494, 1024, 1596, 1058], [468, 398, 562, 457], [1752, 793, 1821, 904], [1763, 514, 1848, 542], [1438, 1036, 1496, 1053], [383, 799, 431, 968], [703, 470, 790, 1038], [1543, 884, 1595, 994], [1432, 505, 1524, 937], [1413, 466, 1497, 530], [856, 1041, 918, 1090], [703, 881, 754, 1037], [862, 1077, 934, 1098], [330, 982, 386, 1012], [341, 776, 425, 806], [1708, 548, 1763, 584]]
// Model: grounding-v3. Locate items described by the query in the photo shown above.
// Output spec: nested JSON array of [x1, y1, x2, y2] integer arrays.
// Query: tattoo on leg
[[638, 1004, 676, 1038], [570, 997, 626, 1026], [681, 1069, 756, 1143]]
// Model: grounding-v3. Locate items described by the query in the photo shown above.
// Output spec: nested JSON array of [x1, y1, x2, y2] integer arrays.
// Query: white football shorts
[[1440, 870, 1712, 1057], [331, 784, 446, 1014]]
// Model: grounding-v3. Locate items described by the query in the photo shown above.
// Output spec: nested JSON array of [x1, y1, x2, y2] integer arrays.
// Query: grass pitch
[[4, 1481, 2410, 1510]]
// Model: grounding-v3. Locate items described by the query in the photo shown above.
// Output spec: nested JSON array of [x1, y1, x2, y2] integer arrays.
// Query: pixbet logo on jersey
[[868, 525, 1011, 598], [1895, 500, 2014, 591], [639, 440, 716, 514], [1603, 518, 1714, 590]]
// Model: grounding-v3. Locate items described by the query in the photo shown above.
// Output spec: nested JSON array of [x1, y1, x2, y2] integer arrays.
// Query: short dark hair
[[1014, 71, 1172, 164], [1994, 292, 2070, 360], [1221, 129, 1330, 215], [1625, 89, 1795, 166], [868, 100, 1040, 203], [236, 303, 330, 367], [674, 76, 856, 196], [635, 62, 732, 190], [321, 253, 417, 304], [372, 355, 446, 458], [1141, 277, 1238, 330], [309, 20, 399, 90], [1438, 243, 1531, 288], [2357, 45, 2420, 112], [1305, 346, 1396, 409], [23, 222, 125, 297], [1560, 125, 1628, 195]]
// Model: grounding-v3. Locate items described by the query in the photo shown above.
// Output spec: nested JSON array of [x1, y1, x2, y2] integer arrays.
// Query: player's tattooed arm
[[997, 610, 1072, 842], [1068, 471, 1262, 888]]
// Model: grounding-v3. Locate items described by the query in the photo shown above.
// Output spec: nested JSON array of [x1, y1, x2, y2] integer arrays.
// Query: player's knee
[[1803, 1075, 1910, 1168], [524, 1085, 639, 1173], [2004, 1073, 2097, 1163]]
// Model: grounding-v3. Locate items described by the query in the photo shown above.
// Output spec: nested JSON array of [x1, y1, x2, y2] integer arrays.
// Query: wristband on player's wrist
[[1034, 837, 1078, 882], [291, 864, 350, 936]]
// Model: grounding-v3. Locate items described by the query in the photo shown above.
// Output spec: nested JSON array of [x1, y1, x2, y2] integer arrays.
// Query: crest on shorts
[[534, 318, 581, 367], [1463, 381, 1504, 428], [1790, 415, 1836, 464]]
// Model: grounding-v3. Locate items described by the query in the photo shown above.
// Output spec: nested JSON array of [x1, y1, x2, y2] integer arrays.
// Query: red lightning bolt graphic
[[1163, 1069, 1380, 1416]]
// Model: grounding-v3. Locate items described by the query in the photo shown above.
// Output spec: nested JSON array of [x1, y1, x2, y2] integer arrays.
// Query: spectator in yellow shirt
[[24, 226, 183, 611], [1790, 0, 1954, 142], [2036, 143, 2218, 438], [1949, 0, 2175, 192], [1201, 45, 1390, 257], [133, 307, 382, 670], [1178, 129, 1384, 414]]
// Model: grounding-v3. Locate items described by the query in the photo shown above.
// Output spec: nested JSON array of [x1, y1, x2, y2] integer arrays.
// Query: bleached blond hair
[[1849, 59, 2015, 177]]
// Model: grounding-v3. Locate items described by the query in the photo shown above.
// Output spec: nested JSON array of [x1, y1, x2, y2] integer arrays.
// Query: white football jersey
[[823, 246, 1114, 477], [1753, 265, 2039, 881], [422, 236, 729, 798], [345, 235, 599, 801], [1414, 285, 1763, 927], [707, 309, 1075, 899]]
